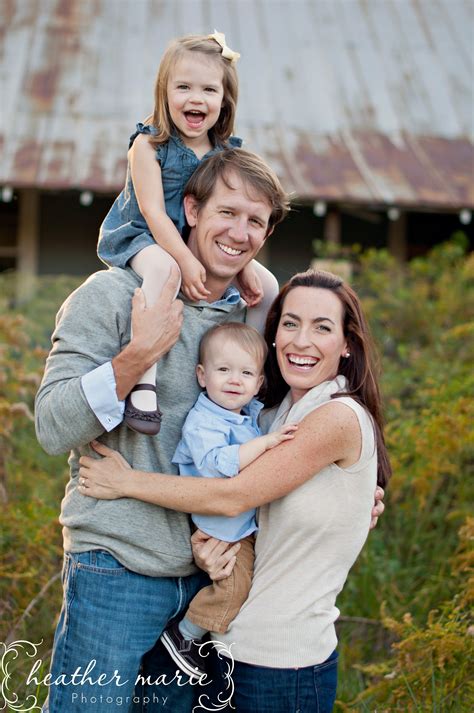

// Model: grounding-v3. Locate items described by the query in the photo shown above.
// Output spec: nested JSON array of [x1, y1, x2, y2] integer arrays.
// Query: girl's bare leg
[[127, 246, 181, 430]]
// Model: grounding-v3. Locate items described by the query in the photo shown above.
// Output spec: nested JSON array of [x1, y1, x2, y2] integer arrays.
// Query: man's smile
[[216, 241, 244, 256]]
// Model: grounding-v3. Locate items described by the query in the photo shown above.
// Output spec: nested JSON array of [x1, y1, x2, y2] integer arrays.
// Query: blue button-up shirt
[[172, 392, 263, 542]]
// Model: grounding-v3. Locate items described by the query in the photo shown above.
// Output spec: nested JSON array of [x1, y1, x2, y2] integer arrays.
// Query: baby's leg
[[245, 260, 279, 334], [160, 535, 255, 677], [128, 245, 181, 414]]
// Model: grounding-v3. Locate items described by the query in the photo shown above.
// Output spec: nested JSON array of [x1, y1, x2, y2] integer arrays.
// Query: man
[[35, 149, 290, 712]]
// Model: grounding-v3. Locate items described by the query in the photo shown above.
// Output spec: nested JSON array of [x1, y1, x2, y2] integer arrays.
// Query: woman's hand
[[191, 529, 240, 581], [78, 441, 132, 500], [370, 486, 385, 529]]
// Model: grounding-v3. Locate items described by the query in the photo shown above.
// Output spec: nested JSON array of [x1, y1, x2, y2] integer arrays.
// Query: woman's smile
[[285, 353, 320, 370]]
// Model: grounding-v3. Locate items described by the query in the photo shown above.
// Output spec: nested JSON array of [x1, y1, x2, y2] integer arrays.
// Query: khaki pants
[[186, 534, 255, 634]]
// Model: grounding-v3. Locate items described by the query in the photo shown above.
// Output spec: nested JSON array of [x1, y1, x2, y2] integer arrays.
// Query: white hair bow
[[208, 30, 241, 63]]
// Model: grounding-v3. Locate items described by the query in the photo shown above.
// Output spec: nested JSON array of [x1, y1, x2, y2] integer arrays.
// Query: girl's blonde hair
[[149, 34, 239, 147]]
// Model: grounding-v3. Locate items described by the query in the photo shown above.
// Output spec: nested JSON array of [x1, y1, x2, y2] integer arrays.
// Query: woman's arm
[[238, 423, 298, 469], [79, 401, 360, 515]]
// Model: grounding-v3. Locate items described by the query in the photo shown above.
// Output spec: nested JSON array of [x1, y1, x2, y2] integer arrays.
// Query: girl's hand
[[180, 253, 211, 302], [191, 529, 240, 581], [265, 423, 298, 450], [78, 441, 132, 500], [236, 264, 263, 307]]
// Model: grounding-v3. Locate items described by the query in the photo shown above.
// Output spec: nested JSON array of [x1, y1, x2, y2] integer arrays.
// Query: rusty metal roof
[[1, 0, 473, 208]]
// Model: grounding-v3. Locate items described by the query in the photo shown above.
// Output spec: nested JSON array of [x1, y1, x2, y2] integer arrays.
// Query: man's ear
[[196, 364, 206, 389], [184, 194, 199, 227]]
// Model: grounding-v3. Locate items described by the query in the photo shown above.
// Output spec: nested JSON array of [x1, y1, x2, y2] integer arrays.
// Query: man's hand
[[112, 267, 184, 400], [370, 486, 385, 529], [191, 529, 240, 581]]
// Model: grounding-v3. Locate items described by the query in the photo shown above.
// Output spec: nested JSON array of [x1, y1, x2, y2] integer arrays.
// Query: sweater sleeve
[[35, 271, 132, 455]]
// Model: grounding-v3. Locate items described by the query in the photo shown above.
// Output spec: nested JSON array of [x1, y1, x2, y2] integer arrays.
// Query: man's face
[[184, 172, 273, 283]]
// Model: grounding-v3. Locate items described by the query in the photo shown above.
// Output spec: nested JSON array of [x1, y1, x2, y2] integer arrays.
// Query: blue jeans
[[207, 648, 338, 712], [42, 550, 208, 713]]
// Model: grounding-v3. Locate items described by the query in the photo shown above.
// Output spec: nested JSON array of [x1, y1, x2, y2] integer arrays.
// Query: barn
[[1, 0, 473, 297]]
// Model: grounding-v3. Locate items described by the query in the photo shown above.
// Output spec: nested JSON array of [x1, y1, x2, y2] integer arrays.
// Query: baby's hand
[[180, 253, 211, 302], [237, 264, 263, 307], [265, 423, 298, 450]]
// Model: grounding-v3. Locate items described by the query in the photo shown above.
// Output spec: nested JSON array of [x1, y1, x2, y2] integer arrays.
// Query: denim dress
[[97, 123, 243, 268]]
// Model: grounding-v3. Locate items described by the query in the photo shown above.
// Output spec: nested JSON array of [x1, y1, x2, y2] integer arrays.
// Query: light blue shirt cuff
[[81, 362, 125, 432], [215, 444, 241, 477]]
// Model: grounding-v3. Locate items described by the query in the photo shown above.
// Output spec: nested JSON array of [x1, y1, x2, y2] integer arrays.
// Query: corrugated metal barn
[[1, 0, 473, 290]]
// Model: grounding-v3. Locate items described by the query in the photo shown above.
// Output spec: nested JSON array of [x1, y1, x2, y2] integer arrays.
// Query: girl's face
[[275, 287, 348, 403], [167, 51, 224, 142]]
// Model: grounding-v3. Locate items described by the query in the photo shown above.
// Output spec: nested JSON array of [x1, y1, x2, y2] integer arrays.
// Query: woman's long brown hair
[[263, 269, 391, 487]]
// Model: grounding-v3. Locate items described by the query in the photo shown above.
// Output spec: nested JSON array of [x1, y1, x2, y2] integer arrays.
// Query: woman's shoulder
[[311, 396, 374, 440], [330, 396, 373, 430], [327, 397, 376, 468], [306, 398, 363, 436]]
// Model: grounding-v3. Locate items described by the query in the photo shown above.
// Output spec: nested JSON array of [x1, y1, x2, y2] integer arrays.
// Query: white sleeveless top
[[216, 375, 377, 667]]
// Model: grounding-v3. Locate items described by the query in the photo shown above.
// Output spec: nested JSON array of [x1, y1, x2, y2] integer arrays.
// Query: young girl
[[97, 32, 280, 435]]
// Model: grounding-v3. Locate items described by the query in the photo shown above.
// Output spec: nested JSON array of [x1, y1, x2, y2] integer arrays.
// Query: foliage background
[[1, 241, 473, 710]]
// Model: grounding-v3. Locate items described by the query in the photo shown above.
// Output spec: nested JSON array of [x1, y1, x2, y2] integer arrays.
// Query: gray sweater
[[35, 267, 246, 577]]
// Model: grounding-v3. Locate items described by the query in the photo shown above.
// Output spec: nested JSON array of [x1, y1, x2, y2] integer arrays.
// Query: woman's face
[[275, 286, 348, 402]]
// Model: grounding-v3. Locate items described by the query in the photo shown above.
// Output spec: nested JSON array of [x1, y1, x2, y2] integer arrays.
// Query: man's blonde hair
[[185, 148, 290, 235]]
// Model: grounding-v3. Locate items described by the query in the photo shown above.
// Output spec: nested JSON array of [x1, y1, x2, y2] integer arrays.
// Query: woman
[[78, 269, 390, 712]]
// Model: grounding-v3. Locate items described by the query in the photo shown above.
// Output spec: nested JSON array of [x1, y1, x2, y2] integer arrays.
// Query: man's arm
[[35, 269, 182, 455]]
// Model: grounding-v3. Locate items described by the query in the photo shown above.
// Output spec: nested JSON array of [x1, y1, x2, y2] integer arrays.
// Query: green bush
[[335, 241, 474, 709], [1, 243, 472, 709]]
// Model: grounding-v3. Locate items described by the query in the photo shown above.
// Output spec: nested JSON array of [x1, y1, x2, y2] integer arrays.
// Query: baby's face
[[196, 337, 264, 413]]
